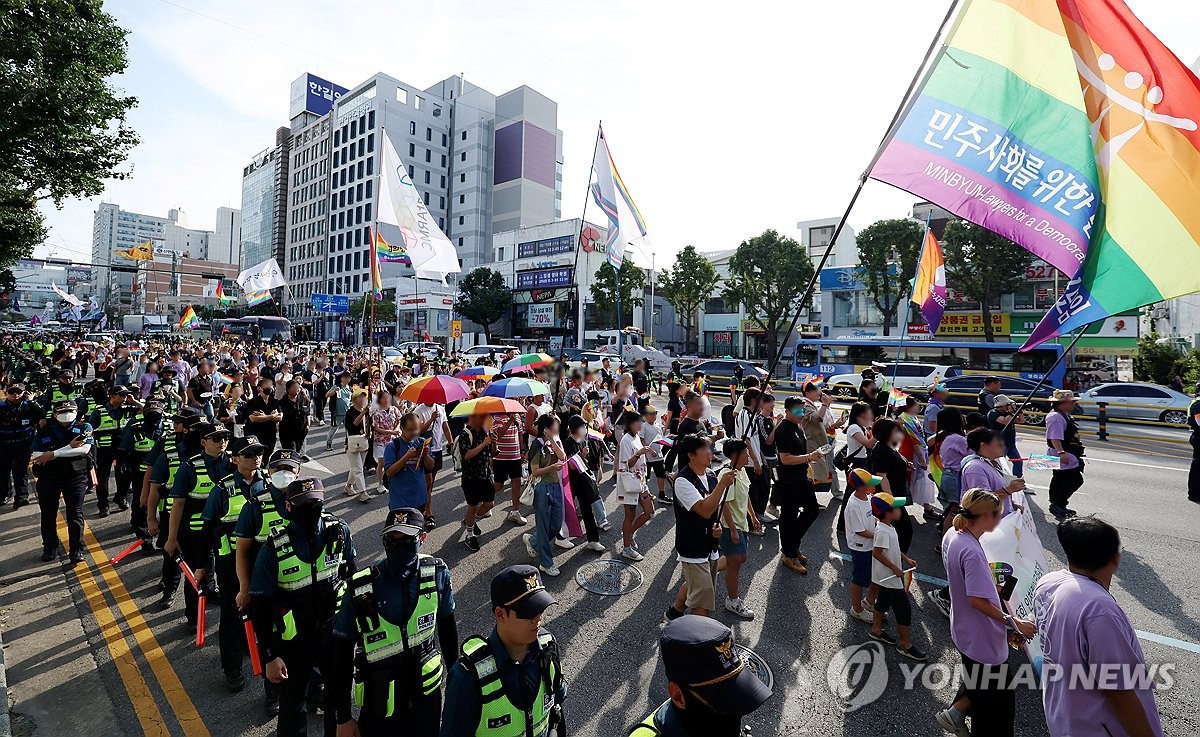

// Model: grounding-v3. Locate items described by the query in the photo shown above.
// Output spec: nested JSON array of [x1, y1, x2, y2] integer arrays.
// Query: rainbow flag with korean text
[[869, 0, 1200, 350], [373, 226, 411, 265]]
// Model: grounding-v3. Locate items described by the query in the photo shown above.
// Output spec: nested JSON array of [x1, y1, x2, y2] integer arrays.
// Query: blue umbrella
[[483, 377, 550, 398]]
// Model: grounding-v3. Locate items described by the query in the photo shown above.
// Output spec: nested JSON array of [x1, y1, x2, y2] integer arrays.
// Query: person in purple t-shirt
[[961, 428, 1025, 517], [1034, 517, 1163, 737], [936, 488, 1037, 737], [1045, 389, 1085, 519]]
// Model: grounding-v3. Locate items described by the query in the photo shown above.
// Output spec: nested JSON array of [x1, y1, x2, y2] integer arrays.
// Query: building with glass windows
[[239, 127, 291, 275]]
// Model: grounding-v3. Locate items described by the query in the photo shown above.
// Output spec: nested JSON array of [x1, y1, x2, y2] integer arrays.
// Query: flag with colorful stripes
[[244, 289, 271, 306], [369, 230, 384, 300], [215, 281, 234, 304], [888, 387, 910, 408], [590, 125, 647, 270], [178, 305, 199, 330], [373, 226, 411, 265]]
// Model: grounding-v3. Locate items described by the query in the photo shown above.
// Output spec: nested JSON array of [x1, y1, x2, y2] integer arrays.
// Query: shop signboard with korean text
[[907, 312, 1010, 337], [516, 267, 573, 290]]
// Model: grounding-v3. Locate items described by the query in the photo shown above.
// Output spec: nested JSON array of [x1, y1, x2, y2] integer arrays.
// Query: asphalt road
[[2, 397, 1198, 737]]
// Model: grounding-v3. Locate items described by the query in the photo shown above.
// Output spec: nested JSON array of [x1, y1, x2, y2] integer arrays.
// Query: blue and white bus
[[791, 337, 1065, 387]]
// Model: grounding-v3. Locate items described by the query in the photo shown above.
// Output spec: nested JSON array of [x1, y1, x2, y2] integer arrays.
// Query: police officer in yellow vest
[[38, 367, 83, 425], [626, 616, 770, 737], [440, 565, 565, 737], [234, 448, 298, 717], [166, 421, 231, 634], [251, 477, 355, 737], [145, 407, 204, 611], [118, 400, 164, 556], [330, 508, 457, 737], [89, 385, 141, 517], [203, 434, 269, 694]]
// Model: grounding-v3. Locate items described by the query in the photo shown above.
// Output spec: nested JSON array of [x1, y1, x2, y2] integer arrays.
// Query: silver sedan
[[1077, 382, 1195, 425]]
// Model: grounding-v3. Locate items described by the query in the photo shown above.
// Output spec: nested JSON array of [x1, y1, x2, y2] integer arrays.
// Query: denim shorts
[[938, 468, 961, 506], [850, 548, 873, 587], [719, 527, 749, 557]]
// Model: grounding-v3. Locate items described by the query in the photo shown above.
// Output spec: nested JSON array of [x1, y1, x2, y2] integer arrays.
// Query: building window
[[414, 96, 423, 110], [425, 127, 432, 141], [424, 171, 430, 184], [367, 134, 374, 152], [459, 194, 465, 204], [409, 143, 415, 157], [460, 173, 466, 183], [425, 149, 431, 163], [441, 155, 446, 167], [439, 217, 444, 229], [441, 133, 447, 146], [366, 180, 373, 198], [409, 121, 416, 135], [350, 120, 357, 138], [423, 192, 429, 205], [353, 275, 360, 292], [458, 216, 465, 225], [460, 152, 466, 162], [704, 297, 731, 314], [366, 158, 373, 175], [353, 252, 361, 269], [336, 255, 343, 271], [440, 175, 446, 188], [458, 237, 464, 247], [439, 196, 445, 209], [334, 130, 340, 146], [364, 203, 372, 221], [461, 130, 467, 141], [408, 165, 414, 178], [368, 110, 375, 129], [396, 88, 407, 104]]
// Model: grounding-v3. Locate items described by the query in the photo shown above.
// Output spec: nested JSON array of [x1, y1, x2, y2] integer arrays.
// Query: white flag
[[237, 258, 288, 292], [590, 126, 646, 271], [51, 282, 84, 307], [378, 135, 460, 278]]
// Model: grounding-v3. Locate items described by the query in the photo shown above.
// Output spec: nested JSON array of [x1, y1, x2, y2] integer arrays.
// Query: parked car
[[562, 349, 611, 371], [1077, 382, 1193, 425], [462, 344, 519, 363], [691, 359, 770, 385], [826, 363, 961, 399], [396, 341, 443, 359], [907, 374, 1057, 425]]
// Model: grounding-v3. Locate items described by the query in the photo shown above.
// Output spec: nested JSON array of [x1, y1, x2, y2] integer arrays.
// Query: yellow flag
[[115, 240, 154, 261]]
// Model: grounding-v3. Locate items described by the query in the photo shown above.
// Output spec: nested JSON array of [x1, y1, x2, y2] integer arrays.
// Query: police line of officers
[[1, 339, 772, 737]]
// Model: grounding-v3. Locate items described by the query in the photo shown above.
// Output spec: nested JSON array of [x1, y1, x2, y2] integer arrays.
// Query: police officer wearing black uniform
[[39, 367, 84, 424], [627, 615, 771, 737], [90, 385, 142, 517], [0, 382, 41, 510], [251, 477, 355, 737], [234, 448, 298, 716], [145, 407, 204, 610], [202, 434, 270, 692], [440, 565, 565, 737], [166, 421, 231, 633], [118, 400, 164, 554], [32, 400, 95, 564], [331, 508, 457, 737]]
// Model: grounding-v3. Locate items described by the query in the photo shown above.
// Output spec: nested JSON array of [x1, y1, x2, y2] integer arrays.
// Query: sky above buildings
[[34, 0, 1200, 271]]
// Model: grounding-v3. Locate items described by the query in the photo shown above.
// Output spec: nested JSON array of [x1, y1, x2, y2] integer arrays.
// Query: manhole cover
[[736, 645, 773, 691], [575, 559, 643, 595]]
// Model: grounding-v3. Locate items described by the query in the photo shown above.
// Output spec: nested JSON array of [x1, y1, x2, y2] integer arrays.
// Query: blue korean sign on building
[[311, 293, 349, 314], [517, 235, 575, 259], [516, 267, 573, 290], [300, 73, 348, 117]]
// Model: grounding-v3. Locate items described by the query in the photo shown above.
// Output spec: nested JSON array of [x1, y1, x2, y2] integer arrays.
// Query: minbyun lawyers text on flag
[[236, 258, 287, 293]]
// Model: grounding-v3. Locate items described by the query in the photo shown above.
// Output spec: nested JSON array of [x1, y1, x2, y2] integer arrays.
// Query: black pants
[[954, 652, 1016, 737], [360, 687, 440, 737], [38, 473, 87, 554], [279, 426, 308, 454], [277, 632, 337, 737], [778, 477, 820, 558], [748, 468, 771, 516], [95, 446, 132, 510], [157, 518, 182, 597], [125, 466, 150, 539], [1048, 464, 1085, 508], [1189, 435, 1200, 501], [0, 443, 32, 503], [180, 529, 214, 628], [214, 554, 247, 676], [573, 478, 601, 543]]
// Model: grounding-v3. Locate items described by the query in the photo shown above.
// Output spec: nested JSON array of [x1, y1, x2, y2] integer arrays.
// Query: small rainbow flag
[[179, 305, 199, 330], [888, 387, 909, 408], [369, 231, 384, 300], [215, 281, 233, 304], [807, 374, 826, 388], [373, 226, 411, 265], [929, 447, 944, 489], [654, 437, 674, 448], [245, 289, 271, 306]]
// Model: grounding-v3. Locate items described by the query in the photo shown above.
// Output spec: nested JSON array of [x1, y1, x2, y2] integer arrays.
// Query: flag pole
[[768, 0, 964, 378], [1010, 325, 1087, 421], [570, 122, 602, 351]]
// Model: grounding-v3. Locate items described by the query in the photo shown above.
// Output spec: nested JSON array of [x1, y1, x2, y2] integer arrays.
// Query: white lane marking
[[1073, 457, 1187, 473], [302, 459, 332, 474]]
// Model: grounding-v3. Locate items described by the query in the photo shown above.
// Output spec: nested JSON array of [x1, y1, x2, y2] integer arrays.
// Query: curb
[[0, 621, 10, 737]]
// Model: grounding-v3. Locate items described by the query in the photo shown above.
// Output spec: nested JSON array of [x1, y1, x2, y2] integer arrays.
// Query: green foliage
[[590, 261, 646, 329], [854, 219, 924, 336], [721, 229, 814, 373], [0, 268, 15, 294], [658, 245, 719, 354], [349, 295, 395, 322], [456, 267, 512, 342], [0, 0, 139, 262], [1133, 333, 1200, 385], [941, 220, 1034, 342]]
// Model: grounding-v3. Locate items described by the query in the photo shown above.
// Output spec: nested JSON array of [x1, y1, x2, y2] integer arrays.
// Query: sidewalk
[[0, 503, 126, 737]]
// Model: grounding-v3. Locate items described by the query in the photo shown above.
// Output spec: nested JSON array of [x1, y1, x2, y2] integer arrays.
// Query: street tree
[[590, 261, 646, 330], [455, 267, 512, 342], [941, 219, 1034, 341], [855, 219, 924, 336], [350, 295, 396, 323], [2, 0, 140, 263], [658, 245, 718, 354], [722, 229, 814, 375]]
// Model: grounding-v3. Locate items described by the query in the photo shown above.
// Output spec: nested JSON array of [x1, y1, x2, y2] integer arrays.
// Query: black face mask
[[677, 698, 742, 736], [383, 536, 419, 572], [292, 502, 323, 531], [143, 413, 163, 429]]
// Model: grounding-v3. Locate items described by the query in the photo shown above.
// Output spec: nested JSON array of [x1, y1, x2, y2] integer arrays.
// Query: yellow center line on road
[[82, 524, 213, 737], [58, 516, 170, 737]]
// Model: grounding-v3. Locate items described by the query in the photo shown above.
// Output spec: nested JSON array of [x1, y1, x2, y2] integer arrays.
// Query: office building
[[240, 127, 291, 273], [256, 71, 563, 337], [212, 207, 242, 265]]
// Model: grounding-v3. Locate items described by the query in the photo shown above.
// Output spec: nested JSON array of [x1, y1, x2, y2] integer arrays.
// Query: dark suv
[[907, 374, 1058, 425]]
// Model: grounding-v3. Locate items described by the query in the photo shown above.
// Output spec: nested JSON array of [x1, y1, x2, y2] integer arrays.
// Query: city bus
[[212, 316, 292, 342], [791, 337, 1065, 389]]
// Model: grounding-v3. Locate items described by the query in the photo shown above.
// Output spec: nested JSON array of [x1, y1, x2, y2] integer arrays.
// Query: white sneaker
[[376, 484, 388, 496], [597, 520, 612, 532], [521, 533, 536, 560], [621, 546, 644, 561], [850, 606, 874, 623], [935, 709, 970, 737], [585, 541, 606, 552], [554, 538, 575, 550], [356, 491, 371, 504], [345, 486, 357, 497], [724, 597, 756, 620], [539, 564, 562, 577], [765, 505, 780, 519], [507, 510, 528, 526]]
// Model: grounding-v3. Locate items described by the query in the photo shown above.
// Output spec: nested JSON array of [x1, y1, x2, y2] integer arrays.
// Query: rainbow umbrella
[[483, 377, 550, 398], [455, 366, 500, 380], [500, 352, 554, 373], [449, 396, 527, 417], [399, 375, 471, 405]]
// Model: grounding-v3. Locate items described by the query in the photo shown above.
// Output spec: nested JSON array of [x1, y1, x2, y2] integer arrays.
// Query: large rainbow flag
[[870, 0, 1200, 350], [591, 126, 647, 270], [179, 305, 199, 330], [372, 226, 411, 265]]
